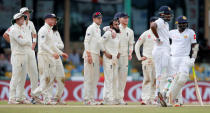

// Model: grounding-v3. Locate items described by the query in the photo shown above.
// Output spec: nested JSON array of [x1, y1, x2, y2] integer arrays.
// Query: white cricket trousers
[[19, 49, 39, 99], [9, 53, 27, 101], [44, 57, 65, 101], [103, 55, 118, 101], [152, 47, 170, 95], [117, 55, 128, 101], [83, 53, 100, 101], [141, 58, 156, 102], [32, 54, 56, 97]]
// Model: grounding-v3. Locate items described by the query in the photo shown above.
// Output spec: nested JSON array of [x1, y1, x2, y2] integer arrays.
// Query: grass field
[[0, 101, 210, 113]]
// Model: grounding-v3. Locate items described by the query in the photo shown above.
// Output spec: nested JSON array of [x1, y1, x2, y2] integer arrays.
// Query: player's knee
[[61, 77, 65, 84], [45, 77, 50, 84], [177, 73, 188, 85]]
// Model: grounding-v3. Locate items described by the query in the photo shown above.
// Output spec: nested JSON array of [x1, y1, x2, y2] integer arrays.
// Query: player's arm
[[101, 31, 112, 59], [84, 27, 93, 57], [135, 33, 145, 61], [38, 31, 54, 55], [12, 30, 30, 46], [31, 22, 37, 50], [128, 30, 135, 60], [151, 22, 159, 39], [190, 32, 198, 59], [56, 31, 64, 50], [3, 32, 10, 43], [187, 31, 198, 67]]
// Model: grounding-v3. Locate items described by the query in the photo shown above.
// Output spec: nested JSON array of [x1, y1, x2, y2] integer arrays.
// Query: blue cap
[[92, 12, 103, 18], [176, 16, 188, 24], [159, 6, 172, 14], [114, 12, 122, 20], [118, 13, 129, 18], [44, 13, 58, 20], [150, 16, 158, 22]]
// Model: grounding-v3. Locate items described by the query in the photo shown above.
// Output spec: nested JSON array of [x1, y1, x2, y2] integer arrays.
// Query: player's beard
[[178, 23, 188, 32], [113, 27, 120, 33]]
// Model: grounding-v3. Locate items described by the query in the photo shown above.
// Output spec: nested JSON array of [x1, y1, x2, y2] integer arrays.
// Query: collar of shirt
[[44, 23, 53, 30], [92, 22, 100, 28], [119, 24, 127, 30], [14, 23, 24, 30]]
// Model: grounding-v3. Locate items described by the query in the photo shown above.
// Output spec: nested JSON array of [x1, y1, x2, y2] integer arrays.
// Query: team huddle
[[83, 5, 198, 107], [3, 7, 68, 105], [2, 5, 198, 107]]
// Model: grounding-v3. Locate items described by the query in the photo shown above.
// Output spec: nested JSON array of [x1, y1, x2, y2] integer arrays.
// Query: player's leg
[[8, 55, 21, 104], [152, 48, 168, 107], [15, 54, 28, 104], [149, 61, 156, 104], [168, 57, 190, 105], [112, 62, 119, 105], [103, 56, 113, 104], [54, 58, 66, 104], [27, 51, 39, 97], [141, 59, 151, 105], [89, 54, 100, 104], [32, 55, 56, 104], [83, 55, 93, 104], [117, 56, 128, 105]]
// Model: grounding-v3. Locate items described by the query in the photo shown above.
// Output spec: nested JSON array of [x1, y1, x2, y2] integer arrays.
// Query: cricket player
[[8, 13, 30, 104], [135, 17, 158, 105], [167, 16, 198, 106], [150, 6, 173, 107], [83, 12, 103, 105], [43, 24, 66, 105], [19, 7, 39, 102], [31, 14, 68, 104], [117, 13, 134, 105], [101, 19, 120, 105], [3, 7, 38, 104]]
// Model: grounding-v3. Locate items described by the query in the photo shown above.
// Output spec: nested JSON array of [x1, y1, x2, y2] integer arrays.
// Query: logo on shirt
[[194, 34, 196, 40], [42, 36, 45, 38], [138, 37, 141, 40], [148, 35, 151, 39], [184, 35, 188, 39]]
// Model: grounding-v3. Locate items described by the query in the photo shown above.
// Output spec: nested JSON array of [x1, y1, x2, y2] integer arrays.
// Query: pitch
[[0, 101, 210, 113]]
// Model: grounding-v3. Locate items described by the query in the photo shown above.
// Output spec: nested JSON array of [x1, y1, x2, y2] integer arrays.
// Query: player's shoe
[[31, 96, 42, 104], [140, 101, 146, 105], [8, 100, 21, 104], [54, 98, 67, 105], [158, 92, 167, 107], [18, 99, 31, 104], [84, 99, 100, 105], [117, 99, 128, 105], [173, 104, 181, 107]]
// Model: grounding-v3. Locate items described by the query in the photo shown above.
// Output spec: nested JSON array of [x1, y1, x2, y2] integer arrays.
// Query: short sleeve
[[155, 18, 163, 29], [189, 30, 197, 44]]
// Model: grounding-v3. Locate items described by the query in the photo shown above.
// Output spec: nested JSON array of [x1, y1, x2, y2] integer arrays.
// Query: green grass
[[0, 101, 210, 113]]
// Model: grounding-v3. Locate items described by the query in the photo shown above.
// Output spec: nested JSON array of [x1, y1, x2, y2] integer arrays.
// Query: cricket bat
[[192, 66, 204, 106]]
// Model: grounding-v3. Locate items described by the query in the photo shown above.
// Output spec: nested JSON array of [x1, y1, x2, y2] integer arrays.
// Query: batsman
[[167, 16, 199, 106]]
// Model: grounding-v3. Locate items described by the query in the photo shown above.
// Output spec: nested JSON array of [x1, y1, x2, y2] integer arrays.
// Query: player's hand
[[117, 53, 120, 59], [32, 42, 36, 50], [18, 35, 23, 39], [104, 52, 112, 59], [62, 53, 69, 59], [111, 30, 116, 38], [187, 58, 195, 67], [87, 55, 93, 64], [141, 56, 147, 61], [128, 54, 132, 60], [53, 53, 59, 59]]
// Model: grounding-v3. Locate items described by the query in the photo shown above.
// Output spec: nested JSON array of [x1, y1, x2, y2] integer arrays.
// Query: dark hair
[[52, 25, 58, 31], [109, 19, 120, 33]]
